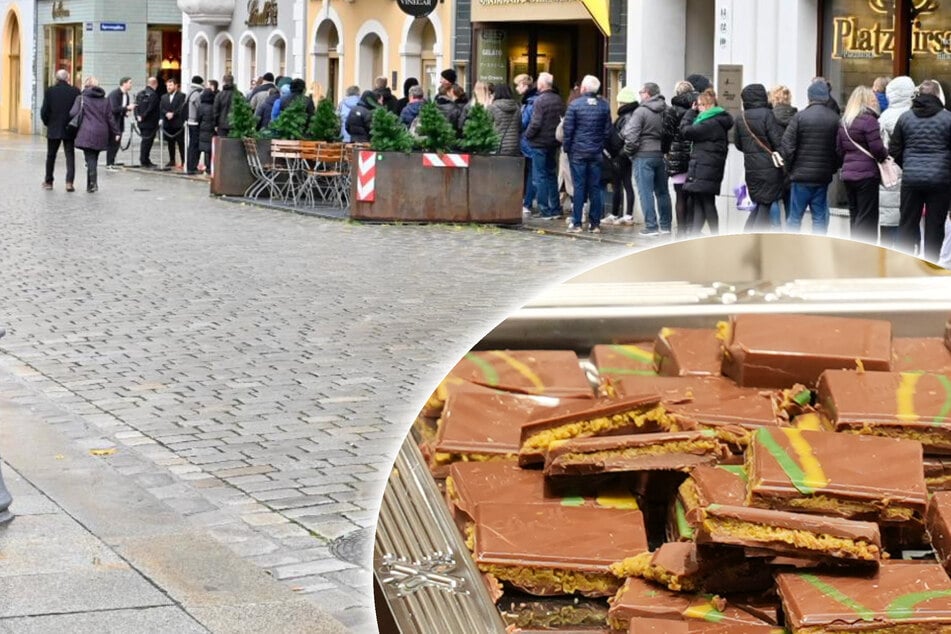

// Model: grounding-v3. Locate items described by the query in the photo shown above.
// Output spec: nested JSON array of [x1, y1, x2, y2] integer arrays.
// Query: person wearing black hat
[[396, 77, 419, 116], [106, 76, 134, 167], [779, 80, 841, 235], [440, 69, 457, 92], [185, 74, 205, 174]]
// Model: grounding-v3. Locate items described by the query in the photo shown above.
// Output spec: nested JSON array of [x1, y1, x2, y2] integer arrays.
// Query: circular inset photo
[[372, 234, 951, 634]]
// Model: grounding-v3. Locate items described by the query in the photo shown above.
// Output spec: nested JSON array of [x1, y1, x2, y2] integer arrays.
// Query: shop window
[[148, 26, 182, 84], [270, 36, 286, 76], [241, 35, 257, 87], [215, 35, 233, 80], [194, 36, 209, 82], [44, 24, 83, 88]]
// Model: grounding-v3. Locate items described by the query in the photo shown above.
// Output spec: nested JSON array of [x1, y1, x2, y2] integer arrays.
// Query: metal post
[[158, 119, 168, 171], [0, 327, 12, 526]]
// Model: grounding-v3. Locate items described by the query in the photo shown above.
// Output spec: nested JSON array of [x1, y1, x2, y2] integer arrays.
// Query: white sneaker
[[602, 214, 619, 225], [620, 215, 634, 225], [522, 206, 532, 217], [566, 223, 583, 233]]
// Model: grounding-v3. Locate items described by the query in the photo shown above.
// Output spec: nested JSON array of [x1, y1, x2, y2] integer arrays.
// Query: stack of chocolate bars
[[417, 314, 951, 633]]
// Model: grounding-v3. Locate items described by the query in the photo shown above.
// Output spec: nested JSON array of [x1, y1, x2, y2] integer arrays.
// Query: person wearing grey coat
[[488, 85, 521, 156], [877, 76, 914, 247], [621, 84, 671, 235]]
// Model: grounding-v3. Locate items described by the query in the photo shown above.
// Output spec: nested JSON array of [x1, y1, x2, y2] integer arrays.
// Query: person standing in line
[[734, 83, 785, 231], [160, 77, 186, 168], [680, 88, 733, 235], [487, 84, 521, 156], [184, 75, 204, 175], [207, 79, 219, 94], [768, 85, 798, 221], [248, 72, 275, 114], [516, 74, 539, 218], [604, 85, 639, 225], [396, 77, 419, 116], [663, 80, 699, 234], [872, 76, 890, 112], [562, 75, 612, 234], [135, 77, 161, 168], [374, 76, 400, 114], [523, 72, 565, 220], [877, 76, 914, 248], [888, 79, 951, 262], [345, 90, 381, 143], [399, 85, 426, 129], [70, 77, 120, 193], [337, 85, 361, 142], [836, 85, 888, 244], [105, 76, 134, 168], [196, 88, 217, 177], [213, 74, 236, 138], [40, 68, 81, 191], [622, 82, 671, 236], [780, 81, 841, 234]]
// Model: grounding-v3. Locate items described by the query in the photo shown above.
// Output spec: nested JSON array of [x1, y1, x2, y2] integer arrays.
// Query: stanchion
[[157, 119, 169, 171]]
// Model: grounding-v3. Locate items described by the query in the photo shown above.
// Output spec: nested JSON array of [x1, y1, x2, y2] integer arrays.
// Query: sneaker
[[602, 214, 619, 225], [639, 228, 659, 237], [620, 215, 634, 225], [589, 226, 602, 234], [522, 206, 532, 217], [660, 228, 672, 235], [566, 223, 583, 233], [41, 182, 53, 190]]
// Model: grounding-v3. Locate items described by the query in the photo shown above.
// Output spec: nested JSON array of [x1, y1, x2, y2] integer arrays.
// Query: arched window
[[269, 35, 286, 77], [193, 34, 209, 83], [240, 33, 257, 87], [358, 33, 383, 91]]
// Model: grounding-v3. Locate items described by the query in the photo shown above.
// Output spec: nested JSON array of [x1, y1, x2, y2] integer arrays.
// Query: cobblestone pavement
[[0, 134, 629, 631]]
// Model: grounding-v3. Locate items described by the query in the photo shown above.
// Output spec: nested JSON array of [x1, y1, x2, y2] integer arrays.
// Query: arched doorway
[[358, 33, 383, 92], [239, 32, 257, 88], [314, 20, 339, 102], [402, 16, 440, 98], [3, 11, 21, 132]]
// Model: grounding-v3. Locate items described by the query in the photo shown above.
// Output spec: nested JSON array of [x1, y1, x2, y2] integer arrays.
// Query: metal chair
[[311, 142, 347, 207], [269, 140, 306, 203], [242, 138, 279, 200]]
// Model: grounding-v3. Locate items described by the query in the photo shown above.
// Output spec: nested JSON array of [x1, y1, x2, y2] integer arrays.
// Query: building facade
[[179, 0, 308, 95], [1, 0, 34, 133]]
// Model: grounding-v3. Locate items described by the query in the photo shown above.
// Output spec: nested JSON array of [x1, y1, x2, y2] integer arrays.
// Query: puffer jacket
[[338, 94, 360, 142], [213, 83, 235, 134], [488, 98, 521, 156], [780, 102, 841, 185], [345, 91, 379, 143], [837, 109, 888, 182], [399, 100, 423, 128], [879, 76, 915, 226], [524, 89, 564, 149], [889, 93, 951, 188], [664, 91, 695, 175], [622, 95, 666, 158], [562, 92, 612, 160], [681, 107, 734, 195], [772, 104, 798, 129], [435, 95, 464, 135], [72, 86, 120, 152], [197, 90, 216, 152], [519, 88, 539, 157], [734, 84, 785, 204]]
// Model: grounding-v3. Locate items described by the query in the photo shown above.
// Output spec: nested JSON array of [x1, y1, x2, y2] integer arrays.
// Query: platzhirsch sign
[[832, 0, 951, 59], [397, 0, 438, 18]]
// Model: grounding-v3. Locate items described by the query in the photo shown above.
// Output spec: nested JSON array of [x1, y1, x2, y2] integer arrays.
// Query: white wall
[[626, 0, 686, 94]]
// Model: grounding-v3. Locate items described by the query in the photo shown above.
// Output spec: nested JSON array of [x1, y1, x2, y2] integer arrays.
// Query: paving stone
[[0, 606, 208, 634]]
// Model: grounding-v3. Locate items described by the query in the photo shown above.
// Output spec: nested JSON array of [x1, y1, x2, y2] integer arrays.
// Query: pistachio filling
[[521, 405, 672, 454], [702, 517, 880, 561], [478, 564, 620, 597]]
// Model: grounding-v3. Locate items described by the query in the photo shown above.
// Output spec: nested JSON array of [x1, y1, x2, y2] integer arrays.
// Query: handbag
[[841, 122, 900, 189], [742, 111, 784, 168], [67, 96, 84, 131]]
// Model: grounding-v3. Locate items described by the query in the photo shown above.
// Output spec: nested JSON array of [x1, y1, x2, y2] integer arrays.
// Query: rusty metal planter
[[349, 151, 524, 223], [210, 137, 272, 197]]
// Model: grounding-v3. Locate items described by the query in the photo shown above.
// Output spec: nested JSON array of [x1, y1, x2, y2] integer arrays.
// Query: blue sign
[[85, 22, 92, 31], [100, 22, 126, 32]]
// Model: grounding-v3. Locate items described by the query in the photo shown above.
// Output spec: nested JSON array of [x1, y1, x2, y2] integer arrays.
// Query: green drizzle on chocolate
[[932, 374, 951, 425], [560, 496, 584, 507], [609, 345, 654, 365], [793, 389, 812, 406], [886, 589, 951, 620], [597, 367, 657, 376], [716, 464, 749, 482], [755, 428, 822, 495], [797, 573, 875, 621], [674, 499, 695, 540], [464, 353, 500, 386]]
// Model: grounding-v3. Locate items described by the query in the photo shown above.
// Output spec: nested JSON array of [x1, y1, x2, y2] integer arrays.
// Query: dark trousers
[[83, 149, 100, 191], [745, 201, 776, 232], [165, 128, 185, 166], [139, 128, 156, 166], [898, 185, 950, 261], [569, 157, 603, 228], [186, 125, 200, 173], [106, 131, 121, 165], [45, 137, 75, 184], [689, 193, 719, 235], [844, 177, 880, 244], [611, 156, 634, 217], [674, 182, 689, 235]]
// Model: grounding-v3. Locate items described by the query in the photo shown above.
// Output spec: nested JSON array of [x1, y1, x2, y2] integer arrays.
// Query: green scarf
[[694, 105, 726, 125]]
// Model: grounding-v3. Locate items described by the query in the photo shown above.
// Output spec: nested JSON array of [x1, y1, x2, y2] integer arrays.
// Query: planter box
[[349, 151, 524, 224], [210, 137, 271, 197]]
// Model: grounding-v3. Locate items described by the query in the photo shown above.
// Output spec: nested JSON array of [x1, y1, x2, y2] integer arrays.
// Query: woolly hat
[[191, 75, 204, 85], [617, 85, 638, 105], [441, 68, 457, 84], [277, 76, 293, 88], [262, 72, 274, 82], [686, 74, 711, 93], [290, 78, 306, 93], [807, 81, 831, 103]]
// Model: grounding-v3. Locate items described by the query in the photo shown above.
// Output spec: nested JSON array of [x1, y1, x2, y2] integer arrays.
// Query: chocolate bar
[[498, 596, 609, 631], [927, 491, 951, 576], [544, 430, 727, 477], [925, 456, 951, 491], [628, 618, 783, 634], [776, 562, 951, 632], [818, 369, 951, 453], [892, 337, 951, 373], [589, 343, 657, 380], [720, 314, 892, 388], [746, 427, 928, 523], [653, 327, 722, 377], [678, 464, 749, 522], [474, 502, 648, 597], [518, 394, 670, 466], [610, 541, 701, 592]]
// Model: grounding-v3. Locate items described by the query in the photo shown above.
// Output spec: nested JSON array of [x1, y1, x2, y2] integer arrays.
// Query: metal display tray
[[373, 279, 951, 634]]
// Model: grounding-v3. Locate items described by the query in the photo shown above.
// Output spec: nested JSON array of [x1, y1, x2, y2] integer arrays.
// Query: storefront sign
[[832, 0, 951, 59], [717, 64, 743, 119], [397, 0, 439, 18], [476, 30, 507, 85], [246, 0, 278, 27], [100, 23, 127, 32], [718, 6, 730, 50], [51, 1, 70, 19]]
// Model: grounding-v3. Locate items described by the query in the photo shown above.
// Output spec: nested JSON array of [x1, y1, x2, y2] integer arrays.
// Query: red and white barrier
[[422, 153, 471, 168], [356, 151, 377, 202]]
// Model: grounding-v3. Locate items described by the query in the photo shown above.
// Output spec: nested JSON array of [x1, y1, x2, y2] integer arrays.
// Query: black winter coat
[[435, 95, 463, 135], [663, 91, 696, 176], [734, 85, 785, 204], [197, 92, 217, 152], [888, 94, 951, 188], [780, 103, 841, 185], [488, 98, 521, 156], [41, 80, 81, 140], [681, 108, 734, 195], [135, 86, 161, 134], [346, 92, 378, 143], [213, 84, 236, 134], [524, 90, 564, 149]]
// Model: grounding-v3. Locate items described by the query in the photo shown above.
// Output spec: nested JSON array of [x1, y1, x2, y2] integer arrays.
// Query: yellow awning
[[581, 0, 611, 37]]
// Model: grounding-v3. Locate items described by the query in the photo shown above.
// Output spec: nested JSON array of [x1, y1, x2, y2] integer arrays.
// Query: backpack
[[606, 117, 626, 158], [134, 89, 152, 116]]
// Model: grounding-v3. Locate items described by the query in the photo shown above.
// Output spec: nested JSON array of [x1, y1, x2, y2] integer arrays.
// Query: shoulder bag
[[842, 122, 900, 189], [67, 96, 84, 131], [742, 111, 784, 168]]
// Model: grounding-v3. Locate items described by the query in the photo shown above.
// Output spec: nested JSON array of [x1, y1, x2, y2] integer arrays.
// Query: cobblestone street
[[0, 134, 628, 631]]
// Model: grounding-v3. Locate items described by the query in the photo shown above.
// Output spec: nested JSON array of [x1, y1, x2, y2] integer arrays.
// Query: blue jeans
[[570, 157, 603, 228], [633, 156, 672, 231], [788, 183, 829, 234], [523, 156, 536, 209], [770, 200, 783, 227], [529, 146, 559, 216]]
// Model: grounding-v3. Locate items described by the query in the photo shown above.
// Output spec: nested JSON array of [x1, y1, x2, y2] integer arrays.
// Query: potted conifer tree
[[210, 92, 271, 197]]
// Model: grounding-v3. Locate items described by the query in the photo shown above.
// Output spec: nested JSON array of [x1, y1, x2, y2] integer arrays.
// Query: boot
[[65, 182, 75, 192], [87, 175, 97, 193]]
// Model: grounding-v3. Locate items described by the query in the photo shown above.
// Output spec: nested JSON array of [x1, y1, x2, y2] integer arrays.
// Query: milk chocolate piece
[[431, 384, 567, 468], [628, 618, 783, 634], [518, 394, 668, 466], [776, 562, 951, 632], [927, 491, 951, 575], [925, 456, 951, 491], [818, 369, 951, 453], [747, 427, 928, 523], [498, 596, 609, 630], [610, 541, 701, 591], [721, 314, 892, 388], [893, 337, 951, 373], [474, 502, 648, 597], [607, 577, 780, 631], [590, 343, 657, 380], [696, 503, 883, 562], [678, 464, 749, 523], [544, 430, 726, 477], [654, 328, 722, 377]]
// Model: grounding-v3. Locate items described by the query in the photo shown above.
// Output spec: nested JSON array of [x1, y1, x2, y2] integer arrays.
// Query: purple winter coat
[[836, 109, 887, 182], [71, 86, 120, 152]]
